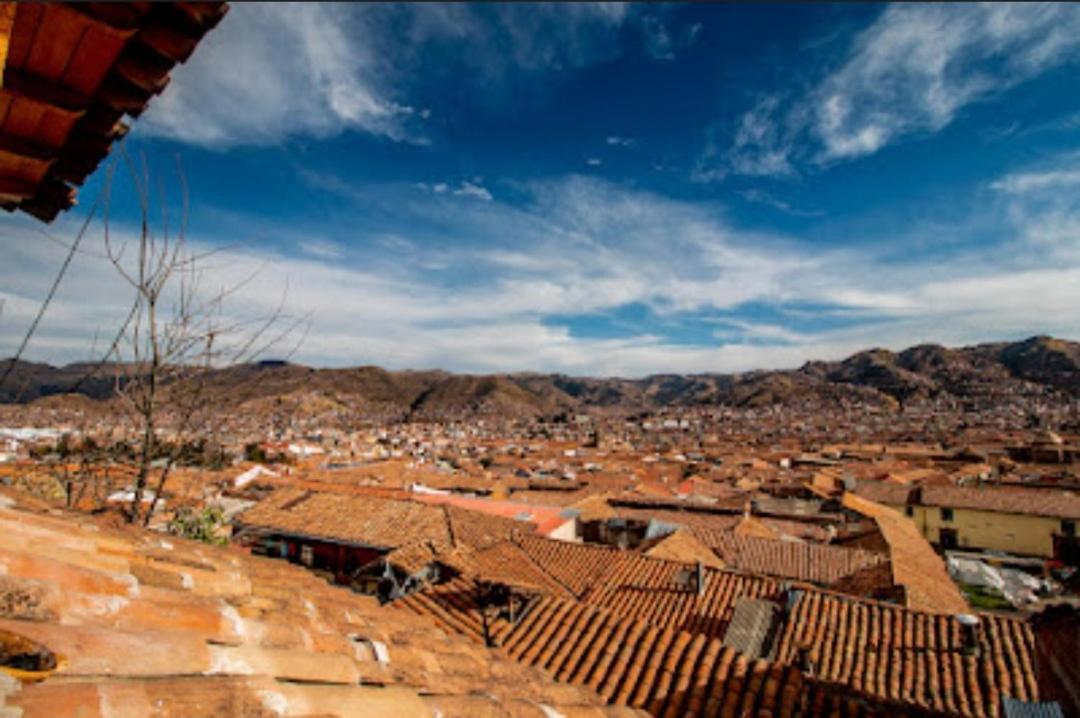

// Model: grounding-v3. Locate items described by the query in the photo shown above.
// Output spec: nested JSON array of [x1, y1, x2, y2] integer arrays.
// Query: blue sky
[[2, 3, 1080, 376]]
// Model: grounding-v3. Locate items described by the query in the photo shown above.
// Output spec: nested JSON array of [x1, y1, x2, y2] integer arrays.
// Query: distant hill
[[2, 335, 1078, 419]]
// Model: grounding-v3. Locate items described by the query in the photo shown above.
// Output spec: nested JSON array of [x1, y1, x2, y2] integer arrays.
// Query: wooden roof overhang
[[0, 2, 228, 222]]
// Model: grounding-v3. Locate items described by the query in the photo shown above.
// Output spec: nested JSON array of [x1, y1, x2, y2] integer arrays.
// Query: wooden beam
[[1, 67, 89, 114], [0, 127, 56, 162], [113, 42, 175, 94], [94, 73, 153, 116], [18, 176, 74, 222], [64, 2, 148, 33], [0, 175, 37, 202]]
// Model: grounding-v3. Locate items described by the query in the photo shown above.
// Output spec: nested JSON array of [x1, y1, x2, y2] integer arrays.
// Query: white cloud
[[586, 158, 602, 167], [714, 4, 1080, 176], [422, 180, 493, 201], [140, 3, 635, 148], [811, 4, 1080, 162], [605, 136, 634, 147], [141, 4, 415, 147], [991, 168, 1080, 194], [299, 239, 344, 260], [453, 182, 493, 202], [5, 168, 1080, 377]]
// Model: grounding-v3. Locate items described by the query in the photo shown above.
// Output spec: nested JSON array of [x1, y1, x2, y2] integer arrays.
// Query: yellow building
[[914, 485, 1079, 560], [852, 481, 1080, 561]]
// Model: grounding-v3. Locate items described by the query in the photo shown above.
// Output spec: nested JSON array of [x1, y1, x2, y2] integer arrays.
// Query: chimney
[[695, 560, 705, 596], [957, 614, 980, 655]]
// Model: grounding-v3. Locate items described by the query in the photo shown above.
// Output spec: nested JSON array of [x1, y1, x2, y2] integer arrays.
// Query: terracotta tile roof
[[702, 531, 889, 586], [843, 493, 969, 614], [0, 490, 643, 717], [733, 514, 781, 539], [641, 529, 725, 569], [581, 552, 783, 639], [855, 480, 916, 506], [236, 488, 454, 549], [442, 503, 533, 548], [615, 505, 741, 532], [615, 503, 835, 543], [920, 486, 1080, 520], [445, 541, 577, 598], [774, 589, 1040, 718], [513, 533, 627, 598], [0, 2, 228, 222], [235, 489, 530, 552], [397, 577, 962, 717], [401, 546, 1043, 718], [413, 493, 573, 535]]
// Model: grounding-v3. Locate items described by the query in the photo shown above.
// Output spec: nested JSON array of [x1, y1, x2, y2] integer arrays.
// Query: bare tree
[[102, 152, 303, 525]]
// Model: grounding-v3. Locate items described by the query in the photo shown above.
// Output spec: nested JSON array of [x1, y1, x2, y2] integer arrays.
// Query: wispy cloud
[[299, 239, 345, 260], [738, 189, 825, 218], [707, 4, 1080, 177], [6, 165, 1080, 376], [141, 4, 417, 147], [991, 168, 1080, 194], [422, 180, 493, 201], [141, 3, 635, 148], [453, 181, 493, 202], [641, 15, 675, 61]]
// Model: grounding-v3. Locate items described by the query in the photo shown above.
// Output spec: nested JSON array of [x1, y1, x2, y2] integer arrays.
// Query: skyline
[[2, 2, 1080, 377]]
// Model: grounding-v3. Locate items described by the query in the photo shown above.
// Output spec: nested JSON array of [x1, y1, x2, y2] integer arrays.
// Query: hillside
[[1, 336, 1077, 420]]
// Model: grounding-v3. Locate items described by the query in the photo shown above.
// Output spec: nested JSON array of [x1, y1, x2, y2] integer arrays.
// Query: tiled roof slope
[[920, 486, 1080, 520], [445, 541, 578, 598], [513, 534, 628, 598], [641, 529, 726, 569], [854, 480, 915, 506], [843, 493, 969, 613], [614, 503, 835, 543], [436, 531, 1040, 717], [236, 488, 454, 548], [582, 552, 784, 639], [396, 578, 957, 718], [513, 534, 786, 639], [0, 492, 641, 717], [774, 590, 1040, 718], [399, 565, 1043, 718], [236, 488, 528, 551], [702, 531, 889, 586]]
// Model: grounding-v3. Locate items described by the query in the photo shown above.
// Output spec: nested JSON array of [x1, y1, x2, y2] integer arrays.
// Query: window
[[300, 545, 314, 566], [904, 506, 914, 517], [1063, 520, 1076, 537], [940, 507, 954, 522]]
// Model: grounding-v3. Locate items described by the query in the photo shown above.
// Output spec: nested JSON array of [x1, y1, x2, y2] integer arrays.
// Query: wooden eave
[[0, 1, 228, 222]]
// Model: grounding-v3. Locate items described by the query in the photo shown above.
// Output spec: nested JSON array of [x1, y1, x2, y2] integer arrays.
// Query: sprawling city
[[0, 3, 1078, 717]]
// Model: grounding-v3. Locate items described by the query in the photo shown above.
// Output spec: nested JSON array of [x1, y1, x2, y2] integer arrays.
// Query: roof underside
[[0, 1, 227, 222]]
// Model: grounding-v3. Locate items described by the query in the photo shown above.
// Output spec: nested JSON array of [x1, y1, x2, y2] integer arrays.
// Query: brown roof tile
[[843, 493, 969, 614], [920, 485, 1080, 520], [0, 491, 644, 718]]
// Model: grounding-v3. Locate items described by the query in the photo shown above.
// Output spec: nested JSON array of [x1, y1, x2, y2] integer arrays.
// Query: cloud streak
[[4, 159, 1080, 376], [139, 3, 636, 148], [709, 4, 1080, 177]]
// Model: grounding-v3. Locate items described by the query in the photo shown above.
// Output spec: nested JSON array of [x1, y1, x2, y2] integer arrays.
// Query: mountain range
[[1, 336, 1078, 419]]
